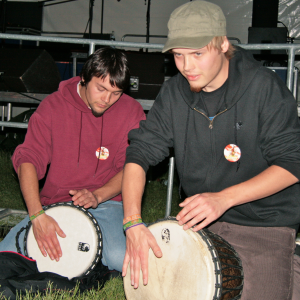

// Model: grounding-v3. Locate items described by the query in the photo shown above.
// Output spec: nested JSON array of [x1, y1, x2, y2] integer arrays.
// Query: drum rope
[[202, 228, 244, 300]]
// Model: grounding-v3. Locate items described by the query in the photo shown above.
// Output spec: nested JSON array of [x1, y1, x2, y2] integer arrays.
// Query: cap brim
[[162, 36, 214, 53]]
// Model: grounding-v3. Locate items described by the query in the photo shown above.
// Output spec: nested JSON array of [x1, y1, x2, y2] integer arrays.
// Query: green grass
[[0, 150, 26, 210], [9, 278, 126, 300], [0, 151, 181, 299]]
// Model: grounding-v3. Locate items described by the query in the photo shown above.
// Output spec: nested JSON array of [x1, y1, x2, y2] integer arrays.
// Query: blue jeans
[[0, 201, 126, 272]]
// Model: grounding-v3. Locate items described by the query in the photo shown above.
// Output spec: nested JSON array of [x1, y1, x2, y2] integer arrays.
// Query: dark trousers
[[208, 222, 298, 300]]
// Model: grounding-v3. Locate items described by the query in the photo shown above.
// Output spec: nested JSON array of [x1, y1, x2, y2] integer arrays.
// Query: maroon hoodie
[[12, 76, 146, 205]]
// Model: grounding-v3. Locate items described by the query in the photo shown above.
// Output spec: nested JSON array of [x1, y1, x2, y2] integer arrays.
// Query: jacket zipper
[[193, 107, 228, 191], [193, 108, 228, 129]]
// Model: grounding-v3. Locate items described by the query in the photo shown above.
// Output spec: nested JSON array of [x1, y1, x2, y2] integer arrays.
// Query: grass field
[[0, 149, 181, 299], [0, 151, 26, 211]]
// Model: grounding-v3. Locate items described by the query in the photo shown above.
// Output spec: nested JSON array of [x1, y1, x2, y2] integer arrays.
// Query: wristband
[[123, 214, 141, 225], [124, 222, 144, 232], [123, 218, 143, 231], [29, 209, 45, 221]]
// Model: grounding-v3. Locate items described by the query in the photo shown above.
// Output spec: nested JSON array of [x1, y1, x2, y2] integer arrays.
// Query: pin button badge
[[224, 144, 241, 162], [96, 147, 109, 160]]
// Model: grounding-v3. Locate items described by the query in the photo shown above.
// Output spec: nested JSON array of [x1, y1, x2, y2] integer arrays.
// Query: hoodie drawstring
[[77, 112, 104, 176], [234, 104, 240, 172], [178, 107, 190, 199], [77, 112, 83, 167], [94, 115, 104, 176]]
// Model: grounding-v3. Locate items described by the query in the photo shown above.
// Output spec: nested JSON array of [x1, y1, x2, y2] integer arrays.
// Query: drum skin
[[123, 218, 243, 300], [25, 203, 102, 280]]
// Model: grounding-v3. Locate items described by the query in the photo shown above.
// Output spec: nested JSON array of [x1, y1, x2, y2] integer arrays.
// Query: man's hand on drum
[[176, 192, 231, 231], [31, 213, 66, 261], [70, 189, 98, 209], [122, 224, 162, 289]]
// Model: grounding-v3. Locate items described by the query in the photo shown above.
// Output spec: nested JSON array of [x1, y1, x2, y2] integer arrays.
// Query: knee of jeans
[[0, 230, 24, 253], [103, 247, 125, 272]]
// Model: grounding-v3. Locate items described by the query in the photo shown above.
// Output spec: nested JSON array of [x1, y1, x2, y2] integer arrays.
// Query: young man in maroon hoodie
[[0, 47, 145, 274]]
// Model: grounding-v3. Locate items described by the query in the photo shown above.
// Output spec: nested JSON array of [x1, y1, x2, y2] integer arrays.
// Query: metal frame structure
[[0, 33, 300, 216]]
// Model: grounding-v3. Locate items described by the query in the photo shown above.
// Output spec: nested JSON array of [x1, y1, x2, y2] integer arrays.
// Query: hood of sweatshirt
[[177, 46, 261, 112], [59, 76, 92, 112]]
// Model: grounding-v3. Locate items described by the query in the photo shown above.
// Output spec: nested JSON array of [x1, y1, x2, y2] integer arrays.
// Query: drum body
[[24, 202, 102, 279], [123, 218, 243, 300]]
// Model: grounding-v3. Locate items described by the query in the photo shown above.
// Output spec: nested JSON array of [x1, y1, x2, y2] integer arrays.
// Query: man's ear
[[221, 37, 229, 53]]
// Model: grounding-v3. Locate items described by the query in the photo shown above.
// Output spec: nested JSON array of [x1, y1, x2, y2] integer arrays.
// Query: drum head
[[25, 203, 102, 279], [123, 219, 217, 300]]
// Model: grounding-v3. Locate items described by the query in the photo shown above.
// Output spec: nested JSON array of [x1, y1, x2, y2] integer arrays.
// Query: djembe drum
[[24, 202, 102, 279], [124, 218, 243, 300]]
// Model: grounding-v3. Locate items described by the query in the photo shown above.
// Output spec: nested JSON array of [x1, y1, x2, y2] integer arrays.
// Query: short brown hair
[[207, 36, 235, 59], [80, 47, 130, 90]]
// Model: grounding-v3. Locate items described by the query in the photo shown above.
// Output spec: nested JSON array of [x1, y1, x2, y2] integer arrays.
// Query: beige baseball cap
[[162, 0, 226, 53]]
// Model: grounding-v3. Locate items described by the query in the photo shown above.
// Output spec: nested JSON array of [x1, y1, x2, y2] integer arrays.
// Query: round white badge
[[96, 147, 109, 160], [224, 144, 241, 162]]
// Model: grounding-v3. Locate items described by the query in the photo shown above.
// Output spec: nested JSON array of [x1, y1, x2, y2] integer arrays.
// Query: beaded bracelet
[[123, 218, 143, 231], [123, 214, 141, 225], [29, 209, 45, 221]]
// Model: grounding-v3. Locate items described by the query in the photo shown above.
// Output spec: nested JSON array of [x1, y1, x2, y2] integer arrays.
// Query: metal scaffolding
[[1, 33, 300, 217]]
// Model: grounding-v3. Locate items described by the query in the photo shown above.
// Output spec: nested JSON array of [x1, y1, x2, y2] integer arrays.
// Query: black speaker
[[252, 0, 279, 28], [248, 27, 288, 55], [0, 1, 43, 31], [125, 52, 165, 100], [0, 49, 61, 93]]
